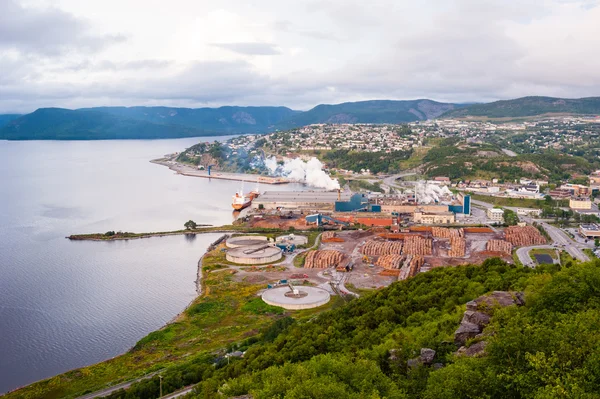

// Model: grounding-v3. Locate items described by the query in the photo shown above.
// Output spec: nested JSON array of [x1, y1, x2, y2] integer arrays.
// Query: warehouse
[[413, 210, 455, 224], [252, 190, 351, 211]]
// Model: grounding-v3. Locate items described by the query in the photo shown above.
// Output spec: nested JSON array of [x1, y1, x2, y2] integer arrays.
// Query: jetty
[[151, 159, 289, 184]]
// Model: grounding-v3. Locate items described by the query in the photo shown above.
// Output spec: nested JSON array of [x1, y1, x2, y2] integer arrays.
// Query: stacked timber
[[432, 227, 465, 239], [376, 254, 406, 269], [361, 240, 403, 255], [505, 226, 546, 246], [322, 231, 344, 243], [402, 236, 433, 256], [398, 255, 425, 280], [449, 237, 466, 257], [486, 239, 513, 255], [322, 231, 336, 240], [304, 250, 344, 269]]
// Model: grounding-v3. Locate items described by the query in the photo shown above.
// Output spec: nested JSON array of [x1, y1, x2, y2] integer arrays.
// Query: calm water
[[0, 138, 304, 393]]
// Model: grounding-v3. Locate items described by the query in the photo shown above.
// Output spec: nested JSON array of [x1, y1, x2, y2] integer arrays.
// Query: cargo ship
[[232, 187, 260, 210]]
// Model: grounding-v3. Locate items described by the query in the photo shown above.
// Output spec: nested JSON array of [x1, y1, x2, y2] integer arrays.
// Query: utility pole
[[159, 375, 163, 398]]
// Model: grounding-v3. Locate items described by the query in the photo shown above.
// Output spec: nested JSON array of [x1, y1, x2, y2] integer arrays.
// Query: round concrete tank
[[226, 244, 282, 264], [226, 235, 269, 248], [262, 286, 331, 310], [275, 234, 308, 246]]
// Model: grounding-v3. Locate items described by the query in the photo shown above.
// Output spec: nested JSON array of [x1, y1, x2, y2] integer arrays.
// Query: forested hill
[[0, 106, 297, 140], [276, 99, 463, 129], [0, 114, 22, 129], [442, 96, 600, 118], [0, 100, 462, 140]]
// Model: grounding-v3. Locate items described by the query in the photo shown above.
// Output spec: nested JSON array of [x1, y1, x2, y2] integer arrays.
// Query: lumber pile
[[505, 226, 546, 246], [402, 236, 433, 256], [432, 227, 465, 239], [322, 231, 345, 243], [361, 240, 403, 255], [449, 237, 466, 257], [486, 239, 513, 255], [398, 255, 425, 280], [376, 254, 406, 269], [379, 269, 401, 276], [304, 250, 344, 269]]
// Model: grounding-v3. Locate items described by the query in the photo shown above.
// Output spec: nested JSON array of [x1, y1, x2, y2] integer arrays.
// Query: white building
[[517, 208, 543, 217], [487, 208, 504, 222]]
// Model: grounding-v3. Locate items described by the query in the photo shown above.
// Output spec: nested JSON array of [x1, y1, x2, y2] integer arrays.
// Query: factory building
[[334, 193, 381, 212], [252, 191, 351, 211], [413, 210, 455, 224], [448, 193, 471, 215]]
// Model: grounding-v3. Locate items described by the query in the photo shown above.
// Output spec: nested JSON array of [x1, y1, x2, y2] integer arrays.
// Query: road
[[515, 245, 556, 267], [382, 172, 417, 188], [473, 198, 590, 263], [162, 385, 195, 398], [75, 371, 164, 399]]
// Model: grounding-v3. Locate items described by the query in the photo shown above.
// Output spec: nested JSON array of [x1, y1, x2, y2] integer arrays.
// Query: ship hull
[[232, 201, 251, 210]]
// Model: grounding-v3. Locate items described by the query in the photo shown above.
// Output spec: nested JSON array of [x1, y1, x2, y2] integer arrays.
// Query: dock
[[150, 159, 290, 184]]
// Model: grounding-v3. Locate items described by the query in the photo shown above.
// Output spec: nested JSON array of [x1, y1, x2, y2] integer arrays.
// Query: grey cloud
[[0, 0, 125, 56], [210, 42, 281, 55]]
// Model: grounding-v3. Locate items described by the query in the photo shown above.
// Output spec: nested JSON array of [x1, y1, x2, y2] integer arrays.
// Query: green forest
[[100, 258, 600, 399]]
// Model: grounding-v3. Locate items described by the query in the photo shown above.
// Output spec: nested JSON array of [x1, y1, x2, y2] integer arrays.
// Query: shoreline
[[150, 158, 290, 184]]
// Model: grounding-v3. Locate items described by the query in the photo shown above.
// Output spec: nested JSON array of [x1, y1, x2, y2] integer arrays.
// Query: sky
[[1, 0, 600, 113]]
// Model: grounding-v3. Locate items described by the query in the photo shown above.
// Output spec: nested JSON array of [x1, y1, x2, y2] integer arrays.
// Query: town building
[[517, 208, 543, 217], [487, 208, 504, 222], [570, 197, 592, 210], [579, 224, 600, 238]]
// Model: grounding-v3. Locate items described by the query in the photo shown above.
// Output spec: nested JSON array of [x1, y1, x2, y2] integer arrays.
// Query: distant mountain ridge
[[276, 99, 465, 129], [442, 96, 600, 118], [2, 96, 600, 140]]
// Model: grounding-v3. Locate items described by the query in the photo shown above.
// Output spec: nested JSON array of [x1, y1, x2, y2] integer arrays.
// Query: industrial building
[[413, 210, 455, 224], [487, 208, 504, 222], [252, 191, 351, 211]]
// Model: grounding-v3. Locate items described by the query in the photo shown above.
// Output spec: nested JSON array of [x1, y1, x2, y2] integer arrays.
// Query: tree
[[184, 220, 198, 230]]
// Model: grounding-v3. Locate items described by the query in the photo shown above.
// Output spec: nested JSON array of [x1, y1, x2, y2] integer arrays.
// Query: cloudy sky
[[2, 0, 600, 113]]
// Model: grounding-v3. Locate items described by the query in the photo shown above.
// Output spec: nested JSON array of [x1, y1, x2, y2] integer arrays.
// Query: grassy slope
[[5, 243, 337, 399]]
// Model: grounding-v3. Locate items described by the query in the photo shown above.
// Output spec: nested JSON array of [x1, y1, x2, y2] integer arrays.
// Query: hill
[[0, 106, 298, 140], [0, 114, 22, 129], [0, 108, 211, 140], [442, 96, 600, 118], [277, 99, 463, 129], [79, 105, 298, 133]]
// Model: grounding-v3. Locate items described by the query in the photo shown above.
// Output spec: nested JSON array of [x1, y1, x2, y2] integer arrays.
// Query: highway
[[75, 370, 164, 399], [382, 172, 417, 188]]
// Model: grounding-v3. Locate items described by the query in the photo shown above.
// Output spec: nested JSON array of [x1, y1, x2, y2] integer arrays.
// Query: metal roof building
[[253, 190, 351, 210]]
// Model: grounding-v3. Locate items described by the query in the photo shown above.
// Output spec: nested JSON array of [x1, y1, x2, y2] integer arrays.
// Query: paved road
[[382, 172, 417, 188], [515, 245, 556, 267], [162, 385, 195, 398], [75, 371, 164, 399]]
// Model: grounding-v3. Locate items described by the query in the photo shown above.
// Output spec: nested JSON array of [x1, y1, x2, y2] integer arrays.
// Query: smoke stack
[[338, 189, 341, 201]]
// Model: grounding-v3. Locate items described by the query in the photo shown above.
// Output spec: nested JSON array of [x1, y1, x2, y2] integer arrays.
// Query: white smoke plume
[[259, 156, 340, 190], [414, 181, 452, 204]]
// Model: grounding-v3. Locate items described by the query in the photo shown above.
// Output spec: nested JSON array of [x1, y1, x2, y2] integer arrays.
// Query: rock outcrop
[[454, 291, 525, 356]]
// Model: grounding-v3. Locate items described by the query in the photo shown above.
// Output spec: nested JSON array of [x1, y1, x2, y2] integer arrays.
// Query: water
[[0, 138, 305, 393]]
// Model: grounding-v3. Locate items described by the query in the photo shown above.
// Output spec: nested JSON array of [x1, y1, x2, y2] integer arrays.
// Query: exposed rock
[[454, 291, 525, 355], [463, 310, 491, 328], [456, 341, 488, 357], [407, 358, 421, 369], [432, 363, 444, 370], [389, 349, 399, 362], [454, 321, 481, 346], [420, 348, 436, 365]]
